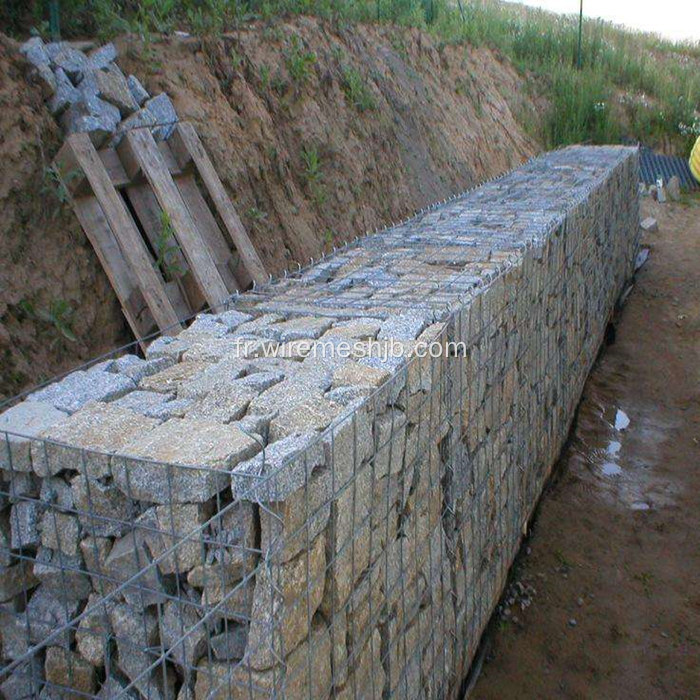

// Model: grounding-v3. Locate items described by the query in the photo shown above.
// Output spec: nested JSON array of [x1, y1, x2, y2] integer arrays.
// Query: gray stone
[[24, 586, 80, 648], [97, 675, 141, 699], [33, 402, 159, 478], [32, 62, 57, 96], [87, 42, 117, 70], [45, 647, 96, 696], [49, 67, 82, 116], [127, 74, 149, 106], [52, 46, 89, 81], [0, 657, 44, 699], [113, 418, 260, 503], [0, 561, 39, 603], [20, 37, 50, 68], [210, 625, 248, 660], [39, 477, 74, 511], [109, 603, 169, 700], [374, 408, 407, 478], [159, 598, 207, 671], [137, 503, 205, 575], [104, 531, 166, 606], [207, 501, 257, 573], [144, 397, 194, 420], [93, 64, 138, 115], [139, 360, 209, 395], [27, 370, 134, 415], [268, 395, 341, 442], [0, 400, 68, 472], [33, 547, 91, 603], [76, 593, 112, 665], [177, 358, 250, 399], [640, 216, 658, 233], [231, 432, 325, 503], [110, 106, 157, 147], [6, 469, 39, 502], [79, 535, 113, 593], [145, 92, 178, 140], [111, 354, 173, 383], [71, 475, 135, 538], [211, 309, 253, 331], [378, 311, 430, 340], [259, 467, 331, 563], [110, 389, 175, 416], [40, 510, 80, 556], [246, 534, 326, 670], [667, 175, 681, 201], [10, 500, 43, 549]]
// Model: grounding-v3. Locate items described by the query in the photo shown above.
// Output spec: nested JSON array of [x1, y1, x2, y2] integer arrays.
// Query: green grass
[[5, 0, 699, 153]]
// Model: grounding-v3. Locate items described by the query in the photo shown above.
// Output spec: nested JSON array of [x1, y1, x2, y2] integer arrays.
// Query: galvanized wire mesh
[[0, 146, 639, 699]]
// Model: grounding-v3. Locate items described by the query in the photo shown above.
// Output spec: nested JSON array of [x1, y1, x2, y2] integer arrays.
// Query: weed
[[633, 570, 654, 597], [285, 35, 317, 86], [301, 145, 326, 205], [18, 298, 77, 343], [247, 206, 268, 222], [153, 211, 183, 281], [259, 64, 271, 90], [341, 66, 376, 112]]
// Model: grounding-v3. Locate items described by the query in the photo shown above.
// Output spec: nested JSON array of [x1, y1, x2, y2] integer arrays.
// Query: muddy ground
[[472, 195, 700, 698]]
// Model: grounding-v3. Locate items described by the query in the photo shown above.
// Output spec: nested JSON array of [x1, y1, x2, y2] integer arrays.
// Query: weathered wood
[[70, 194, 156, 340], [121, 129, 230, 311], [125, 184, 201, 313], [175, 173, 241, 294], [169, 122, 267, 285], [57, 135, 182, 334]]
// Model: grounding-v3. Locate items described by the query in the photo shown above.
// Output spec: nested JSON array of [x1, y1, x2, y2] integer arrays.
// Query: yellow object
[[691, 135, 700, 183]]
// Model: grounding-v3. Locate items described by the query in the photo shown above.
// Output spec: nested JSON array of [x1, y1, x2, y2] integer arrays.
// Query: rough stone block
[[0, 400, 67, 473], [246, 533, 325, 670], [0, 561, 39, 603], [127, 74, 149, 106], [145, 92, 178, 140], [92, 63, 138, 115], [10, 500, 43, 549], [28, 370, 134, 415], [231, 432, 325, 503], [76, 593, 112, 666], [45, 646, 96, 696], [33, 402, 159, 478], [114, 418, 260, 503], [20, 37, 50, 69], [33, 547, 91, 603], [40, 510, 80, 556], [52, 46, 89, 81], [71, 475, 134, 538], [87, 42, 117, 69], [268, 395, 341, 442]]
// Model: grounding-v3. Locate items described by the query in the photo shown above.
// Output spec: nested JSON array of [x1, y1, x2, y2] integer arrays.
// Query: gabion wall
[[0, 146, 639, 699]]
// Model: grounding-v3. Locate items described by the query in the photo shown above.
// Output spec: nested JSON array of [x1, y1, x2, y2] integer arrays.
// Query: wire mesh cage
[[0, 146, 640, 699]]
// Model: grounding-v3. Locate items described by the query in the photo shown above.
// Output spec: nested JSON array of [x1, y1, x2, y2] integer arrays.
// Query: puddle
[[566, 384, 678, 511]]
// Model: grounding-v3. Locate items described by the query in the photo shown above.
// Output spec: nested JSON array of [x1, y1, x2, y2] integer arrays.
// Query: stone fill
[[0, 146, 639, 698]]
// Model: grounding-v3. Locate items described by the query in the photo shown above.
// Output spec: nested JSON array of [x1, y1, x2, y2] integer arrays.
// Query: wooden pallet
[[54, 122, 266, 341]]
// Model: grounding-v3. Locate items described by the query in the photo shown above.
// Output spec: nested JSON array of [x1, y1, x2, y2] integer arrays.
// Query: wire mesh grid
[[0, 146, 640, 699]]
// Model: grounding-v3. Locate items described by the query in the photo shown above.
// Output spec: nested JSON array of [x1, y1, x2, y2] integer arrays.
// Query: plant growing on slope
[[285, 35, 317, 86], [153, 211, 184, 281], [301, 144, 326, 205], [341, 65, 376, 112]]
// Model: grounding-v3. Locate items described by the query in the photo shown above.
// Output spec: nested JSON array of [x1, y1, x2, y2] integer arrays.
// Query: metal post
[[577, 0, 583, 69], [49, 0, 61, 41]]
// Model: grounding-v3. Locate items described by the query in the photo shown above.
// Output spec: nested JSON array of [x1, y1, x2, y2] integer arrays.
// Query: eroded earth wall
[[0, 146, 639, 699]]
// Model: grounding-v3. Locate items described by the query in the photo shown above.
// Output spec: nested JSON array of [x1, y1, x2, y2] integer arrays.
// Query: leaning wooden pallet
[[54, 121, 266, 341]]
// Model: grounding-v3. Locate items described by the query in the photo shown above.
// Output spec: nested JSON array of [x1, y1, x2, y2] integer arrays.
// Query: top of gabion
[[0, 145, 638, 503]]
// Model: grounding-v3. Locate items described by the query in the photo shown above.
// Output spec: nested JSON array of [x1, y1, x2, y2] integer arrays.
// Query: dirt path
[[471, 195, 700, 699]]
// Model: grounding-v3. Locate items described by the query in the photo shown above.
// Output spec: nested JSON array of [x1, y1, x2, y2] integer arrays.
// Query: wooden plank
[[120, 129, 230, 311], [99, 148, 130, 188], [169, 122, 267, 285], [71, 195, 156, 340], [175, 173, 241, 294], [58, 134, 182, 333], [125, 184, 201, 314]]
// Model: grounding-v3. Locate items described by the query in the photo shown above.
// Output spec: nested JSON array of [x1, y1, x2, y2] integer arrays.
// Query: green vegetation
[[301, 144, 326, 204], [18, 298, 77, 343], [153, 211, 183, 281], [4, 0, 699, 153], [340, 65, 376, 112]]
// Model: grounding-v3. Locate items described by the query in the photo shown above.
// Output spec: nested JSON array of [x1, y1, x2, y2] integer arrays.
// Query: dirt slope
[[0, 19, 537, 400], [473, 196, 700, 698]]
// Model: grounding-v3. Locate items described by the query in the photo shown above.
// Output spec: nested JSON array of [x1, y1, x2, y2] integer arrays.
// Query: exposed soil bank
[[473, 196, 700, 698], [0, 19, 538, 400]]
